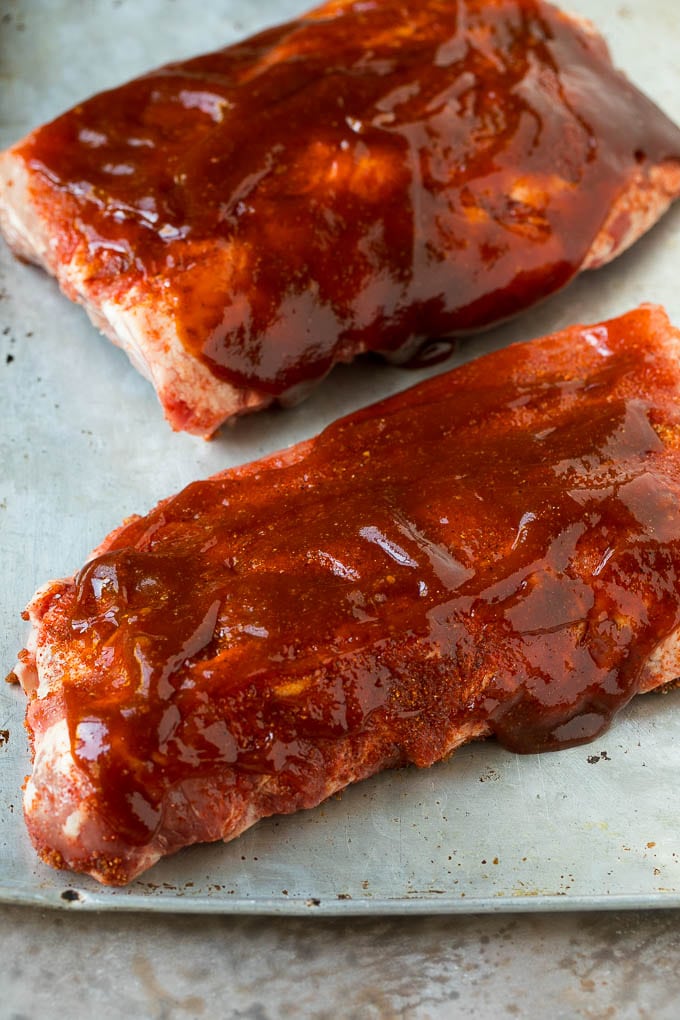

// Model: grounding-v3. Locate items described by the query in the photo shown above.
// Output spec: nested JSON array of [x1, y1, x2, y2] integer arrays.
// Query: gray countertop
[[4, 905, 680, 1018]]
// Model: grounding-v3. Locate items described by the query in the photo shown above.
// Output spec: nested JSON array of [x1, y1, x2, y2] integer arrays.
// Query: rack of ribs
[[13, 304, 680, 885], [1, 0, 680, 434]]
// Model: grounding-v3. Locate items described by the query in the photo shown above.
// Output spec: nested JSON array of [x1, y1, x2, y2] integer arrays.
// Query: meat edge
[[2, 147, 680, 436], [0, 153, 274, 436], [15, 574, 680, 886]]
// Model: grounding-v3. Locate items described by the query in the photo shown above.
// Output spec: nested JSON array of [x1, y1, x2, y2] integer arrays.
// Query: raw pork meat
[[1, 1, 680, 433], [14, 304, 680, 884]]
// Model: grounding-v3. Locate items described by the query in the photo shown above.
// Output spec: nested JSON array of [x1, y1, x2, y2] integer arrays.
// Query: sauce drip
[[42, 306, 680, 843], [20, 0, 680, 396]]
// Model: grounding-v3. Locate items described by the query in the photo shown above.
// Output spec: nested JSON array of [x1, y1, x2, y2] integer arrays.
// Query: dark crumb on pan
[[60, 889, 82, 903], [587, 750, 611, 764], [5, 354, 13, 364], [0, 729, 9, 747], [4, 671, 19, 685]]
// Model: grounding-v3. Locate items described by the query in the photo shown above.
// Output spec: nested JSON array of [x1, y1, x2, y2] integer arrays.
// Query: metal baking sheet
[[2, 0, 680, 915]]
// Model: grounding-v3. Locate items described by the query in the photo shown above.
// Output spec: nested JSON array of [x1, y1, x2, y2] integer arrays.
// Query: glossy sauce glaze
[[18, 0, 680, 395], [32, 306, 680, 845]]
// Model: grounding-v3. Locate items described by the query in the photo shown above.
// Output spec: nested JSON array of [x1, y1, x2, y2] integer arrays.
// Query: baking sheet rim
[[2, 886, 680, 916], [3, 0, 680, 920]]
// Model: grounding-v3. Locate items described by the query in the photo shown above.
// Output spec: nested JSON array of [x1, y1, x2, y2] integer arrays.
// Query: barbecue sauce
[[19, 0, 680, 397], [38, 306, 680, 844]]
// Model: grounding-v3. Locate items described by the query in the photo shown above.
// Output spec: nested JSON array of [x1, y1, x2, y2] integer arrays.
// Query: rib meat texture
[[1, 1, 680, 434], [15, 304, 680, 884]]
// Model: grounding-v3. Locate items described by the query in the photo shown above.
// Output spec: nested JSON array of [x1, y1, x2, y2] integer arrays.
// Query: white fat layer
[[63, 809, 85, 840], [641, 629, 680, 691], [33, 719, 74, 780], [37, 673, 53, 700], [98, 299, 154, 382], [23, 778, 37, 813]]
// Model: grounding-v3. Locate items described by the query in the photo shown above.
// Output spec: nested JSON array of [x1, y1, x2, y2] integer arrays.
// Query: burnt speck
[[0, 729, 9, 747], [60, 889, 82, 903], [6, 354, 14, 365], [587, 750, 611, 764], [306, 897, 321, 907], [337, 893, 352, 900]]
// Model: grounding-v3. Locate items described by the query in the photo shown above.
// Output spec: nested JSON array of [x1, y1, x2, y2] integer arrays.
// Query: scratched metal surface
[[1, 0, 680, 914]]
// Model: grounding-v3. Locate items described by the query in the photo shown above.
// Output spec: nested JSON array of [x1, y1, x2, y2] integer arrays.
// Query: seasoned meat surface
[[1, 1, 680, 433], [16, 304, 680, 884]]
